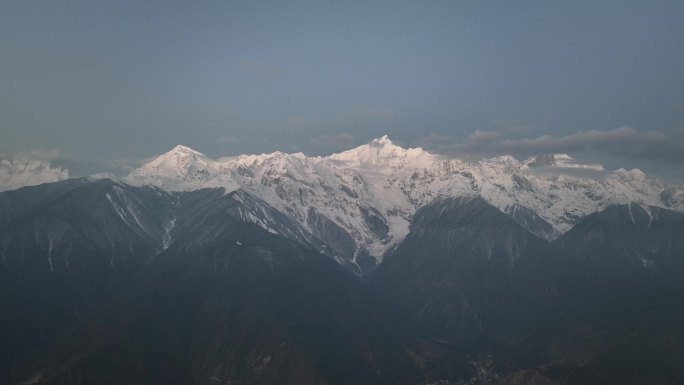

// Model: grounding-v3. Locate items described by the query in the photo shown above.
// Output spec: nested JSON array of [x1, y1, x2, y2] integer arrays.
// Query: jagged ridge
[[121, 136, 684, 271], [4, 137, 682, 272]]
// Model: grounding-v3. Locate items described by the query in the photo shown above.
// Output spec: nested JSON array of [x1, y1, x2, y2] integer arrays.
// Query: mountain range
[[1, 137, 684, 385], [114, 136, 684, 273]]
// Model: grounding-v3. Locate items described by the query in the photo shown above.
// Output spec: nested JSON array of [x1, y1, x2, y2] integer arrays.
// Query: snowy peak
[[125, 145, 220, 191], [327, 135, 434, 167], [150, 145, 209, 168], [368, 134, 400, 150], [160, 144, 208, 162], [524, 153, 604, 171], [169, 144, 203, 154], [614, 167, 647, 181], [525, 153, 568, 168]]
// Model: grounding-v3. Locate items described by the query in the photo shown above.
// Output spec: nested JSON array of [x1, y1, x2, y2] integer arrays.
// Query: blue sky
[[1, 0, 683, 180]]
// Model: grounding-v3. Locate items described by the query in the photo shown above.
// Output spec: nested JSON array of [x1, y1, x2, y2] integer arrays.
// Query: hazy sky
[[1, 1, 683, 180]]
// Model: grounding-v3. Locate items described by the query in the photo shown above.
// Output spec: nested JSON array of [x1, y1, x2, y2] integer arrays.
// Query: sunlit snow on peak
[[524, 153, 604, 171], [167, 144, 205, 156], [328, 135, 435, 167]]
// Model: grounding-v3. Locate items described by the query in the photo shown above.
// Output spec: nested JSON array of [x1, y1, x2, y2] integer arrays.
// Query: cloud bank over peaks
[[417, 126, 684, 180], [4, 127, 684, 193]]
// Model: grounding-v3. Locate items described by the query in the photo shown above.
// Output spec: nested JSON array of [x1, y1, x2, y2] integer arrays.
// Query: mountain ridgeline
[[1, 138, 684, 385]]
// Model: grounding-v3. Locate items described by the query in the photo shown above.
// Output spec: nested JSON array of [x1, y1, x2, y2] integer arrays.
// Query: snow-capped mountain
[[0, 158, 68, 192], [4, 143, 684, 385], [126, 145, 231, 191], [524, 153, 604, 170], [122, 136, 684, 271]]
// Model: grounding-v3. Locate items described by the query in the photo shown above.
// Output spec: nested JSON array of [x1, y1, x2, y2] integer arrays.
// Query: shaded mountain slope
[[371, 198, 684, 384], [370, 196, 548, 347], [11, 189, 449, 385], [555, 203, 684, 288], [0, 179, 174, 377]]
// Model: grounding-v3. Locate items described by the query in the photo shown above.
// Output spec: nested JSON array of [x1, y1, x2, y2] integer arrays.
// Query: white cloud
[[465, 130, 502, 144], [490, 117, 549, 134]]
